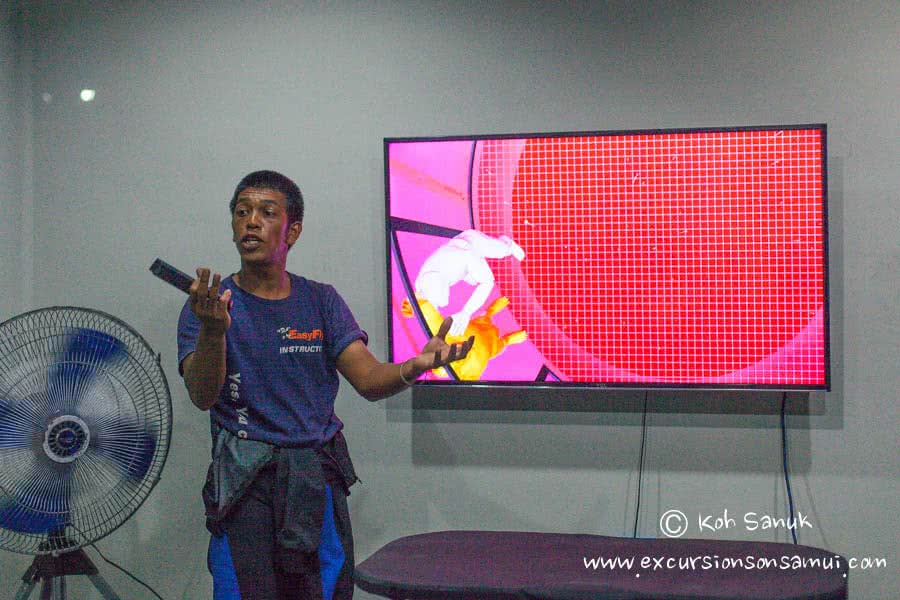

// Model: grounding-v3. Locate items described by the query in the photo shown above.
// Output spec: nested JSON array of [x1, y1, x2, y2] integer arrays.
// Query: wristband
[[399, 361, 417, 386]]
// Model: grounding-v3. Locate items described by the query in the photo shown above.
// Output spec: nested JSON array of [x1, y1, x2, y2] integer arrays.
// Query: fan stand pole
[[15, 549, 121, 600]]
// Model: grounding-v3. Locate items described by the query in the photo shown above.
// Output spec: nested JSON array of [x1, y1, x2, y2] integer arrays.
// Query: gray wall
[[1, 2, 28, 318], [2, 1, 898, 598]]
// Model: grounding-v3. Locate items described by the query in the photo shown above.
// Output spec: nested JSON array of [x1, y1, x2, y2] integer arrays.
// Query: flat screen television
[[385, 124, 829, 391]]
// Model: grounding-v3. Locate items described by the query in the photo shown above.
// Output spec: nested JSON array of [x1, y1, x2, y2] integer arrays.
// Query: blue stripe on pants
[[208, 533, 241, 600], [320, 484, 345, 600]]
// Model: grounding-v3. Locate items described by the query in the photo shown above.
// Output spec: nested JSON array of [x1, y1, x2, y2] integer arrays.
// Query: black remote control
[[149, 258, 194, 294]]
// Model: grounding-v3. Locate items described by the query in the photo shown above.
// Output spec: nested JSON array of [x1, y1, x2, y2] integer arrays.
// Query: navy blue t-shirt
[[177, 273, 367, 448]]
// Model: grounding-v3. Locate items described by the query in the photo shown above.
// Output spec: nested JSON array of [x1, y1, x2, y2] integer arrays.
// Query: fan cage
[[0, 307, 172, 555]]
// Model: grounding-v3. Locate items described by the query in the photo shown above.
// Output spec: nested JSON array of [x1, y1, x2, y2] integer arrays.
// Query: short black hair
[[229, 170, 304, 224]]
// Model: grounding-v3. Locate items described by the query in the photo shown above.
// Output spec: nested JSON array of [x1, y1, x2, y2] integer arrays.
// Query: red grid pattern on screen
[[475, 129, 826, 384]]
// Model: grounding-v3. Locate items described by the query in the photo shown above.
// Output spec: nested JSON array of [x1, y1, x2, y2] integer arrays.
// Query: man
[[177, 170, 472, 599]]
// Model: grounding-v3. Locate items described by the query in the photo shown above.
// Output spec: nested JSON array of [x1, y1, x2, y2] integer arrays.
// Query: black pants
[[207, 465, 354, 599]]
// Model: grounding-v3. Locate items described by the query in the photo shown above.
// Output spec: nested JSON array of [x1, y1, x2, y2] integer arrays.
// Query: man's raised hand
[[189, 268, 232, 334]]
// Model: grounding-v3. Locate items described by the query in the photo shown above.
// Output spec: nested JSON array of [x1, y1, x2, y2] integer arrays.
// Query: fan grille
[[0, 307, 171, 555]]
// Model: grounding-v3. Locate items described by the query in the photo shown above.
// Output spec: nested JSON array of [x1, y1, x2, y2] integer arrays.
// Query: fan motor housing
[[43, 415, 91, 463]]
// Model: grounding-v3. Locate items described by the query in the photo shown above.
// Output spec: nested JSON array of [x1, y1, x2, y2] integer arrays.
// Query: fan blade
[[90, 418, 157, 480], [0, 456, 70, 534], [48, 328, 126, 413], [0, 498, 68, 534], [0, 370, 43, 450], [0, 397, 34, 449]]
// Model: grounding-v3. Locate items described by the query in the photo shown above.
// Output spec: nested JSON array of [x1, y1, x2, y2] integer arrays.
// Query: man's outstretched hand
[[416, 317, 474, 372]]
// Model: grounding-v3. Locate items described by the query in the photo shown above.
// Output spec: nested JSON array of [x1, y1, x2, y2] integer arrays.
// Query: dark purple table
[[355, 530, 848, 599]]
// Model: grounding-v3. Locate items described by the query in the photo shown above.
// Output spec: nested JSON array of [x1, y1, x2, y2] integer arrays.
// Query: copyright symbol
[[659, 509, 688, 538]]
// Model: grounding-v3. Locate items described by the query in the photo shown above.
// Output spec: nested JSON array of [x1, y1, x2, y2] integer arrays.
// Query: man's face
[[231, 187, 302, 266]]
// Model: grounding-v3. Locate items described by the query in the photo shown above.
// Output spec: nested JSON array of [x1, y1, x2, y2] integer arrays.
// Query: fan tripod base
[[16, 549, 121, 600]]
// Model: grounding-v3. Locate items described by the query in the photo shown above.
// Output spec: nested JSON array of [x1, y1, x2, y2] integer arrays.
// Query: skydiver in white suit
[[415, 229, 525, 336]]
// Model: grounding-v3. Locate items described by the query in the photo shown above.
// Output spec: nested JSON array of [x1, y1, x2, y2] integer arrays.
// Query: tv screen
[[386, 125, 829, 390]]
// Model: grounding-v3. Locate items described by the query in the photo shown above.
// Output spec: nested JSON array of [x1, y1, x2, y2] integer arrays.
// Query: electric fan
[[0, 307, 172, 599]]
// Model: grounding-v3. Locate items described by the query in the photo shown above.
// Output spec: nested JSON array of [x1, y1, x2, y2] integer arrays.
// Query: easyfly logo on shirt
[[279, 327, 323, 341], [277, 327, 323, 354]]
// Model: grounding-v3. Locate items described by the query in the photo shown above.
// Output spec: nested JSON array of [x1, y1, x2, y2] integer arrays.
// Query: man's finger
[[455, 338, 473, 361], [210, 272, 222, 297], [219, 288, 233, 311], [435, 317, 453, 340], [433, 336, 474, 367], [195, 268, 210, 297], [456, 337, 474, 359]]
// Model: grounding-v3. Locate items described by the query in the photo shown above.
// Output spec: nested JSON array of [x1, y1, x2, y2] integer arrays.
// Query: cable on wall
[[632, 390, 649, 538], [780, 391, 798, 545]]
